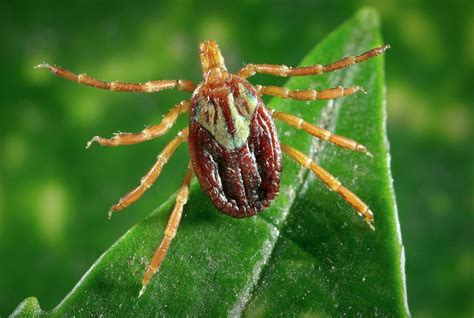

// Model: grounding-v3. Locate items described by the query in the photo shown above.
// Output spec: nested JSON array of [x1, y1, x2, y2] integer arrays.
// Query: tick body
[[36, 40, 389, 296], [189, 74, 282, 218]]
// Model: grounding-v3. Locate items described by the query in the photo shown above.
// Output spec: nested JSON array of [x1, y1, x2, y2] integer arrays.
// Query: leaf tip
[[355, 7, 381, 29]]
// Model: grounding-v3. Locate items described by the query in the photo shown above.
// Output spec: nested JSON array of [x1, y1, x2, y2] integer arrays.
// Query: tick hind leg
[[270, 109, 372, 156], [238, 45, 389, 78], [281, 144, 374, 230], [86, 101, 189, 148], [139, 162, 194, 297], [109, 128, 188, 218], [35, 63, 197, 92]]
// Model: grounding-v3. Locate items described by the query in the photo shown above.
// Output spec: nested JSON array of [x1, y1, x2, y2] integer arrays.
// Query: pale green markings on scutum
[[195, 83, 258, 149]]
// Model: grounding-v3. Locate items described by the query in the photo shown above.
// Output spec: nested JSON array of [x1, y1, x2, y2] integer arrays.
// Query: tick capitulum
[[36, 40, 389, 297]]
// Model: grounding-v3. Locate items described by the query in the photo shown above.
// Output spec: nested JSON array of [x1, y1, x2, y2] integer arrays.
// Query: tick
[[36, 40, 389, 296]]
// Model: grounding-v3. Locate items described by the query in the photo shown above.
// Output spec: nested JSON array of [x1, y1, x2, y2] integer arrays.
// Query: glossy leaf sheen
[[12, 8, 408, 317]]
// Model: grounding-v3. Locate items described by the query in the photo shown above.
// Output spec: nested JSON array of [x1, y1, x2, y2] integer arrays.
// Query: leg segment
[[256, 85, 365, 100], [270, 109, 372, 156], [86, 100, 189, 148], [281, 144, 374, 230], [109, 128, 189, 217], [139, 162, 194, 297], [238, 45, 389, 78], [35, 63, 197, 92]]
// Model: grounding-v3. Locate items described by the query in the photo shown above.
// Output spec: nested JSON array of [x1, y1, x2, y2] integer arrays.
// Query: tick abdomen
[[189, 76, 282, 218]]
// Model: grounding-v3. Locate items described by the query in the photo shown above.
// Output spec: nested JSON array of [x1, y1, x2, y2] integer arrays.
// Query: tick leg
[[238, 45, 389, 78], [34, 63, 197, 92], [86, 101, 189, 148], [256, 85, 365, 100], [281, 144, 374, 230], [270, 109, 372, 157], [109, 128, 188, 217], [139, 162, 194, 297]]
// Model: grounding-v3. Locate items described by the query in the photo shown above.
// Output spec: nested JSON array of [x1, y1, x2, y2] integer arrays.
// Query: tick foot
[[86, 136, 100, 149], [138, 285, 147, 298], [34, 62, 52, 70], [357, 86, 368, 94], [365, 209, 375, 231], [355, 144, 373, 157]]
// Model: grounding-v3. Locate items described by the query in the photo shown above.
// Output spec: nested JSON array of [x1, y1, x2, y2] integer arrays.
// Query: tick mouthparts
[[199, 40, 229, 83], [199, 40, 225, 69]]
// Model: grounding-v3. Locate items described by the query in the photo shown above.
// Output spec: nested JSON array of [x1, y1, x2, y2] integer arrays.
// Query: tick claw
[[34, 62, 50, 69], [86, 136, 98, 149], [367, 222, 375, 232], [108, 210, 113, 220], [365, 209, 375, 231], [138, 285, 147, 298], [368, 221, 375, 231], [356, 145, 372, 157]]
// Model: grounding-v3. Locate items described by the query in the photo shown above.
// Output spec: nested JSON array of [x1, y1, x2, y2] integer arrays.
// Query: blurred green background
[[0, 0, 472, 316]]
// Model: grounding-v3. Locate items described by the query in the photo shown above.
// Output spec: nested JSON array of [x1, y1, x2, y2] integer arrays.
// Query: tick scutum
[[189, 76, 282, 218]]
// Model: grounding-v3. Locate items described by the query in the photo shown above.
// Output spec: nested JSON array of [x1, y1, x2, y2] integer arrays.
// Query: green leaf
[[12, 8, 408, 317]]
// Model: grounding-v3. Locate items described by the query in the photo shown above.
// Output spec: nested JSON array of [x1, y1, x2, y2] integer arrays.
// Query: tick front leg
[[109, 128, 188, 217], [270, 109, 371, 156], [238, 45, 389, 78], [281, 144, 374, 230], [256, 85, 365, 100], [139, 162, 194, 297], [35, 63, 197, 92], [86, 100, 189, 148]]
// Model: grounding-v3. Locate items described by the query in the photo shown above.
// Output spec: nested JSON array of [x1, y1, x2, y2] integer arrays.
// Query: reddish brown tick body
[[36, 40, 389, 296], [189, 76, 282, 218]]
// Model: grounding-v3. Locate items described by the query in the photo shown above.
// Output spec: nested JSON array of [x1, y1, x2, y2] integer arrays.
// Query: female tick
[[36, 40, 389, 296]]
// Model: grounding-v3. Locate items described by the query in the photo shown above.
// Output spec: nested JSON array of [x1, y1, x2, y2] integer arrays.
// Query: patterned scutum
[[194, 82, 258, 149], [189, 75, 282, 218]]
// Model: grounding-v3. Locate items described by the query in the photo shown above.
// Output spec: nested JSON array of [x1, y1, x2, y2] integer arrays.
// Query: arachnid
[[36, 40, 389, 296]]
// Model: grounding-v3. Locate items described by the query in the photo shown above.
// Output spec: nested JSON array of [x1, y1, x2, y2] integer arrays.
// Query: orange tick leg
[[34, 63, 197, 92], [270, 109, 372, 156], [109, 128, 188, 217], [86, 100, 189, 148], [281, 144, 374, 230], [256, 85, 365, 100], [139, 162, 194, 297], [238, 44, 390, 78]]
